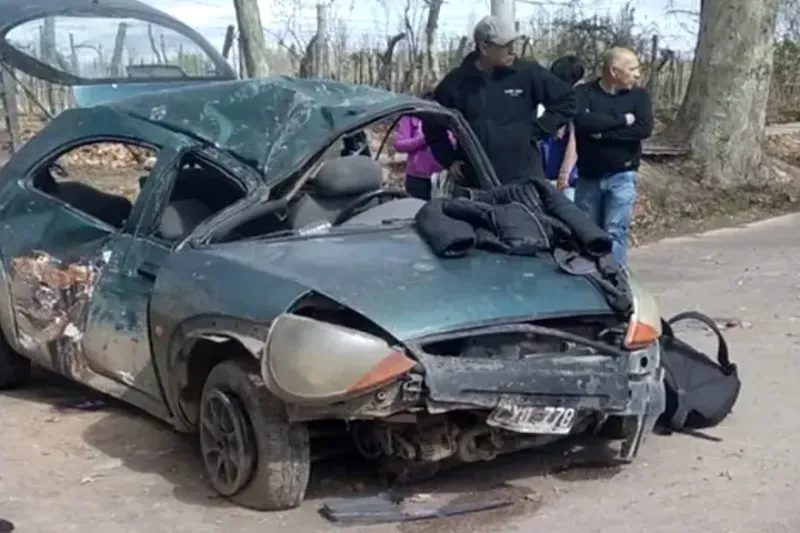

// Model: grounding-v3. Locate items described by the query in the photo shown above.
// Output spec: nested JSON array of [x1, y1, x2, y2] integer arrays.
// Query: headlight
[[261, 313, 416, 405], [624, 274, 662, 349]]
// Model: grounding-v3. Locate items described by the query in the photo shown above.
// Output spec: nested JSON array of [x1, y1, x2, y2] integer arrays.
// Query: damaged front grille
[[427, 332, 597, 360], [419, 316, 624, 360], [406, 319, 632, 413]]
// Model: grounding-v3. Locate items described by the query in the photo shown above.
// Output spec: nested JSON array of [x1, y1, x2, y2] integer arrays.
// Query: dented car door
[[4, 221, 116, 375], [0, 107, 180, 413], [0, 109, 131, 372], [77, 149, 181, 415]]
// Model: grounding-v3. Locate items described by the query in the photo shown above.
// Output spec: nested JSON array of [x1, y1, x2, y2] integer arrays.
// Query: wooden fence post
[[0, 66, 21, 153]]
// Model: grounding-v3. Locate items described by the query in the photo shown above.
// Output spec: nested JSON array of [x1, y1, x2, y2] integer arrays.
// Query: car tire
[[199, 358, 310, 511], [0, 332, 31, 390]]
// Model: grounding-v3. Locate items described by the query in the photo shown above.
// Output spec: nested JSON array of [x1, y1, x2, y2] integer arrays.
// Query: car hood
[[209, 226, 614, 341]]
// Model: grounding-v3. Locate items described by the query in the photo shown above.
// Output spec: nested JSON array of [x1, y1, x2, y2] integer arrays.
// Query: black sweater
[[573, 80, 653, 178]]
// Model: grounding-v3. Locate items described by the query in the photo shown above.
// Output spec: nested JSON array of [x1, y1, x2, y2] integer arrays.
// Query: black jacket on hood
[[423, 52, 577, 185], [413, 177, 633, 316]]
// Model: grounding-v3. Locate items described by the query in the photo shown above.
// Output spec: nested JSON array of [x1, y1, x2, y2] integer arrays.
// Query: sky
[[149, 0, 700, 53]]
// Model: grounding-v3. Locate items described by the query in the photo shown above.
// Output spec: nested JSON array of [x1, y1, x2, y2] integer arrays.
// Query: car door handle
[[137, 261, 159, 280]]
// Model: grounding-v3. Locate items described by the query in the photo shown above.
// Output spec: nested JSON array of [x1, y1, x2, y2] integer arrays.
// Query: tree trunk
[[147, 25, 163, 64], [232, 0, 270, 78], [665, 0, 779, 187], [298, 36, 318, 78], [314, 3, 330, 78], [1, 67, 21, 153], [490, 0, 515, 28], [221, 25, 236, 60], [423, 0, 444, 85], [40, 19, 57, 114], [377, 33, 407, 89], [110, 22, 129, 78]]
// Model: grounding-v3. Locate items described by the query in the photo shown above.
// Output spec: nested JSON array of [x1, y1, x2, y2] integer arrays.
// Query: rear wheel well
[[179, 337, 253, 427]]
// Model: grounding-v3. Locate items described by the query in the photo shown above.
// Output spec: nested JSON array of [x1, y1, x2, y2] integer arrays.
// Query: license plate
[[486, 400, 577, 435]]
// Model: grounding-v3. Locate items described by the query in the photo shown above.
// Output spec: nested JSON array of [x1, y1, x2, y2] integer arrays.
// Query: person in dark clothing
[[541, 55, 585, 200], [550, 55, 585, 88], [341, 130, 371, 157], [423, 15, 577, 186], [573, 47, 653, 266]]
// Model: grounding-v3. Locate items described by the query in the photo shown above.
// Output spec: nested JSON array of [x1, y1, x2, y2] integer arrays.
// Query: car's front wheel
[[0, 332, 31, 389], [199, 358, 310, 511]]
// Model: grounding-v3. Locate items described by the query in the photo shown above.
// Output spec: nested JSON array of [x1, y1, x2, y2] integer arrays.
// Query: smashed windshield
[[110, 77, 420, 183]]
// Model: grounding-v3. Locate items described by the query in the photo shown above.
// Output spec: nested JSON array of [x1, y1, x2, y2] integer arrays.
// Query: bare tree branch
[[377, 32, 407, 88]]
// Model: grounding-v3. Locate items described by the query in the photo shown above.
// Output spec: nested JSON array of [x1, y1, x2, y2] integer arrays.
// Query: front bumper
[[615, 340, 666, 460], [408, 325, 666, 461]]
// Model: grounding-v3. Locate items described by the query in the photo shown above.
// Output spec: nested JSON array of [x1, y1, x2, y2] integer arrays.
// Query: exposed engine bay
[[268, 311, 665, 482], [347, 412, 599, 483]]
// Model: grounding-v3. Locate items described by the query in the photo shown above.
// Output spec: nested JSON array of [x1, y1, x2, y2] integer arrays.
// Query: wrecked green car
[[0, 77, 666, 510], [0, 0, 665, 513]]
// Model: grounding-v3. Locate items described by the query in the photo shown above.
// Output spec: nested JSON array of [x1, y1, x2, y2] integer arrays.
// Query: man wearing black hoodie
[[423, 15, 577, 185]]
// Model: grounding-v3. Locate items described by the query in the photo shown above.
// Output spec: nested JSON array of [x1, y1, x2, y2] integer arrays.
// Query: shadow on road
[[80, 403, 228, 508], [4, 366, 110, 409], [78, 407, 626, 517], [7, 367, 627, 518]]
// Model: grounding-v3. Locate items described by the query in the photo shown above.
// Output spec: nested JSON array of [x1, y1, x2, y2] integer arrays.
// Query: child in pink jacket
[[394, 94, 455, 200]]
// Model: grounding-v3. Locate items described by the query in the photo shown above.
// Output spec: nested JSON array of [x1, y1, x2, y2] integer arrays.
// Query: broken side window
[[31, 140, 157, 229]]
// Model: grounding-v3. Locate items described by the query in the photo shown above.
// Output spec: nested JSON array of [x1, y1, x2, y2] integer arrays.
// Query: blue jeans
[[574, 170, 637, 266]]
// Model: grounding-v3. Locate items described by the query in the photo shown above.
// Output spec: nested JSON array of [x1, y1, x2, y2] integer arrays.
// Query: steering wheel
[[332, 189, 410, 226]]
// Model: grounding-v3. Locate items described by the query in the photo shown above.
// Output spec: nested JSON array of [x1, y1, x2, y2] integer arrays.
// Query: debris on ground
[[320, 489, 515, 525], [52, 398, 107, 412]]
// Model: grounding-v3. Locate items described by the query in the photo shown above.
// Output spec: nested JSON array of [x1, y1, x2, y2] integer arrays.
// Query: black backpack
[[657, 311, 741, 434]]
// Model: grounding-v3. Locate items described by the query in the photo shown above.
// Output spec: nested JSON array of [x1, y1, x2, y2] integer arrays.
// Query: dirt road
[[1, 213, 799, 533]]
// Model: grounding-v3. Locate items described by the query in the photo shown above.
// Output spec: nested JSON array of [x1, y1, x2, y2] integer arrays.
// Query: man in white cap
[[424, 15, 577, 186]]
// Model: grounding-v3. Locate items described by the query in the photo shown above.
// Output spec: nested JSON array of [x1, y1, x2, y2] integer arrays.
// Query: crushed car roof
[[108, 76, 426, 182]]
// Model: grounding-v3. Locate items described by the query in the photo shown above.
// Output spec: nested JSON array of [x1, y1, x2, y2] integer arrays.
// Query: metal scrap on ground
[[319, 491, 515, 524]]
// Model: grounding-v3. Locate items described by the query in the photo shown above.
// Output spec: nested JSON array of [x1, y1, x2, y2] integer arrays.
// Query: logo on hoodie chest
[[504, 88, 524, 97]]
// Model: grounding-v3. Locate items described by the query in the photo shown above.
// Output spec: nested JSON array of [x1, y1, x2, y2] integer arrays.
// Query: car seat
[[287, 155, 383, 229], [56, 182, 133, 228], [157, 199, 214, 241]]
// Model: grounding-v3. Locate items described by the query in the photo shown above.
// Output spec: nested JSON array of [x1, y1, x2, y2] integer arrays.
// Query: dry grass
[[631, 135, 800, 244]]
